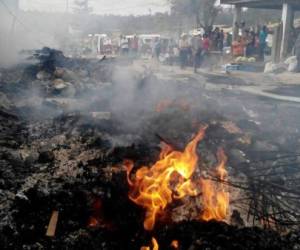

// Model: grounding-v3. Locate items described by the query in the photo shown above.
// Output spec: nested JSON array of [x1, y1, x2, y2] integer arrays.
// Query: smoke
[[0, 2, 171, 67], [0, 5, 68, 67], [104, 64, 194, 128], [1, 2, 299, 153]]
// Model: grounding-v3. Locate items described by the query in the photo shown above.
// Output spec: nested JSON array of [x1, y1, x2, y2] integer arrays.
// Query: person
[[119, 35, 129, 55], [131, 35, 139, 58], [232, 36, 245, 57], [200, 34, 210, 67], [218, 29, 225, 52], [258, 25, 268, 61], [212, 27, 220, 50], [173, 46, 180, 65], [192, 34, 203, 73], [244, 30, 253, 57], [225, 32, 233, 47], [240, 21, 246, 37], [244, 30, 254, 57], [179, 34, 190, 69], [166, 39, 176, 65], [202, 34, 210, 54], [153, 37, 161, 60]]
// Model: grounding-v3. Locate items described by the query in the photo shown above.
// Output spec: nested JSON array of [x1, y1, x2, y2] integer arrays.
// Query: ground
[[136, 60, 300, 102], [1, 54, 300, 249]]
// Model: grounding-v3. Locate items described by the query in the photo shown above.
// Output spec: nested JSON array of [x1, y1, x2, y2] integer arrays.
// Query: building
[[221, 0, 300, 61]]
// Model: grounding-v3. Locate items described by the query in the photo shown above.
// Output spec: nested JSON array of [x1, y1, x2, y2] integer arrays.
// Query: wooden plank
[[46, 211, 59, 237]]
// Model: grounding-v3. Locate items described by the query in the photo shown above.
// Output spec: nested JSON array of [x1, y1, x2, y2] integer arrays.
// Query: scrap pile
[[0, 49, 300, 249]]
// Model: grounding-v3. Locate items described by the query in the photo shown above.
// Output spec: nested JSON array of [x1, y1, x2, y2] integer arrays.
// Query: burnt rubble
[[1, 49, 300, 249]]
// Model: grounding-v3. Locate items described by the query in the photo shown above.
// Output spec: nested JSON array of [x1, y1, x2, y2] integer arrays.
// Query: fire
[[88, 217, 100, 227], [141, 237, 159, 250], [201, 149, 229, 221], [87, 197, 113, 229], [126, 127, 229, 231], [88, 198, 103, 227], [170, 240, 179, 249]]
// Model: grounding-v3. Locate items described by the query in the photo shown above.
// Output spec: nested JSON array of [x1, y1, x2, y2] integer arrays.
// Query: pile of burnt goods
[[0, 47, 115, 120], [25, 47, 115, 87], [1, 49, 300, 249], [0, 107, 299, 249]]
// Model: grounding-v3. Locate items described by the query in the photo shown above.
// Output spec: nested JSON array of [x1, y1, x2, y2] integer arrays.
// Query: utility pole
[[74, 0, 90, 14], [85, 0, 89, 13], [66, 0, 69, 13], [8, 0, 19, 51], [64, 0, 70, 52], [149, 8, 152, 16]]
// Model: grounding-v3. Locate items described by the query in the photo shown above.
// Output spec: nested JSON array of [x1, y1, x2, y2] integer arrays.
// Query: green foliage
[[169, 0, 220, 31]]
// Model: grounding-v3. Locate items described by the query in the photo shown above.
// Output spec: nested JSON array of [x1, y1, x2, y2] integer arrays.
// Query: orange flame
[[87, 198, 113, 229], [141, 237, 159, 250], [88, 198, 103, 227], [126, 127, 229, 231], [201, 149, 229, 221], [170, 240, 179, 249]]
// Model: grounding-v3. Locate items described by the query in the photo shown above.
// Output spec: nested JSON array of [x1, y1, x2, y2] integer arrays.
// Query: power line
[[0, 0, 46, 46]]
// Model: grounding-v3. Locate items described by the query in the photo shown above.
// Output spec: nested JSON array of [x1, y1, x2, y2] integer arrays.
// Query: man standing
[[192, 33, 203, 73], [132, 35, 139, 58], [153, 37, 161, 60], [212, 27, 221, 51], [218, 29, 225, 53], [119, 35, 129, 56], [179, 34, 190, 69], [258, 26, 268, 61]]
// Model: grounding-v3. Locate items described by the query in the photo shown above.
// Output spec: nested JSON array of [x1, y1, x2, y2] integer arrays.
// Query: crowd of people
[[177, 28, 230, 72], [119, 35, 139, 56], [114, 24, 269, 72], [232, 25, 268, 61]]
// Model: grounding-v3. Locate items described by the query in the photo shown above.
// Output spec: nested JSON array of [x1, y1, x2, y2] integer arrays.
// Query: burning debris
[[141, 237, 159, 250], [0, 49, 300, 250], [126, 127, 229, 231]]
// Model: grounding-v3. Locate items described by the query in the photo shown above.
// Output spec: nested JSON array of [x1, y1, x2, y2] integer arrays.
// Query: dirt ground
[[134, 60, 300, 103], [1, 54, 300, 249]]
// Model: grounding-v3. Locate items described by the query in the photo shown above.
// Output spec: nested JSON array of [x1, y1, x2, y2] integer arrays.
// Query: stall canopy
[[221, 0, 300, 10], [221, 0, 300, 60]]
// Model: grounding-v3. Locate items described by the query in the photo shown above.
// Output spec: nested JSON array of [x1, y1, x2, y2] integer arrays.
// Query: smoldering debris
[[1, 49, 300, 250]]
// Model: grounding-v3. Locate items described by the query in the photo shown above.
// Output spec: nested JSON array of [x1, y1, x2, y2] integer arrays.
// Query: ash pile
[[0, 48, 300, 250]]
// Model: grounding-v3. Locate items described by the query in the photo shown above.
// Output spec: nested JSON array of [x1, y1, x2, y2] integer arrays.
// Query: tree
[[73, 0, 92, 14], [170, 0, 220, 32], [72, 0, 93, 35]]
